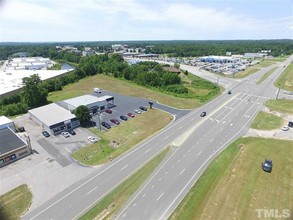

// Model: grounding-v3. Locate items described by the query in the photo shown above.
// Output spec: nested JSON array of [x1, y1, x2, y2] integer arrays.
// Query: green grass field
[[275, 62, 293, 91], [250, 111, 284, 130], [72, 108, 173, 165], [0, 185, 32, 220], [169, 137, 293, 220], [48, 73, 221, 109], [79, 147, 169, 220], [265, 99, 293, 114], [256, 67, 278, 85]]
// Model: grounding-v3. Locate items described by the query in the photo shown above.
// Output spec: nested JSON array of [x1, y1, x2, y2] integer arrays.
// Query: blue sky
[[0, 0, 292, 42]]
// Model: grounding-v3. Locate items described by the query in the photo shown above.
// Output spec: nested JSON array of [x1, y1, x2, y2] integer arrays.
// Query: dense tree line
[[76, 54, 187, 94]]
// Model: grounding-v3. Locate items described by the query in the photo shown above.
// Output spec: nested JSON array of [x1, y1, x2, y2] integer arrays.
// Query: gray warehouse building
[[61, 94, 115, 114], [28, 103, 80, 135], [0, 127, 31, 168]]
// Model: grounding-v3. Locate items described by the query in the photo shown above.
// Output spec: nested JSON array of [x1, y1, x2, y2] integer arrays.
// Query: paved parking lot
[[90, 90, 190, 130]]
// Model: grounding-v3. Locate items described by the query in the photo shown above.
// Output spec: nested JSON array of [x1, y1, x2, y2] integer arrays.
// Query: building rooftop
[[0, 116, 13, 126], [0, 127, 27, 155], [28, 103, 76, 127], [63, 95, 114, 108]]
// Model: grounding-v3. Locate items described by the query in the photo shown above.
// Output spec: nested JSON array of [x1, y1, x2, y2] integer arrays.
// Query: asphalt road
[[23, 55, 292, 220]]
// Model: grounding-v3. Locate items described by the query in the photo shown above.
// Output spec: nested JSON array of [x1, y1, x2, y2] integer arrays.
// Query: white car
[[61, 132, 70, 138], [134, 109, 141, 114], [282, 126, 289, 131], [88, 136, 98, 143]]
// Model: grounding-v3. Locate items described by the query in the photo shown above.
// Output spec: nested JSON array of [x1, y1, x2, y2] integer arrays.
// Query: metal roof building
[[61, 95, 114, 113], [28, 103, 80, 135], [0, 127, 31, 167]]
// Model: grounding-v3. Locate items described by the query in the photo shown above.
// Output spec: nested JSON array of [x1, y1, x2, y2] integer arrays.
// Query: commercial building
[[61, 94, 115, 114], [28, 103, 80, 135], [0, 127, 31, 168], [0, 116, 16, 132]]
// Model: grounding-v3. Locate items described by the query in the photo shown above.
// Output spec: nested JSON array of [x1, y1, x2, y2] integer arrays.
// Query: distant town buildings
[[6, 57, 55, 71]]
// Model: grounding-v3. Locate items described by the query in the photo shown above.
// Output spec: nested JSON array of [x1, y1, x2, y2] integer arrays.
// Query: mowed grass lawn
[[250, 111, 284, 130], [48, 74, 206, 109], [265, 99, 293, 114], [72, 109, 173, 165], [275, 62, 293, 91], [170, 137, 293, 220], [0, 185, 32, 220]]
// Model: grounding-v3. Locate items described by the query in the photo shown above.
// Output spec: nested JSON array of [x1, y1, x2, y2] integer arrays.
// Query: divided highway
[[23, 56, 292, 220]]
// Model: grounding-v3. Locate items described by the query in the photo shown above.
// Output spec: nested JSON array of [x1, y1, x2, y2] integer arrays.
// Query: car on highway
[[110, 118, 120, 125], [282, 126, 289, 131], [134, 109, 141, 114], [261, 159, 272, 172], [127, 113, 135, 118], [61, 131, 70, 138], [101, 122, 111, 129], [228, 90, 232, 94], [88, 136, 98, 143], [42, 131, 50, 138], [200, 111, 207, 117], [120, 115, 128, 121], [69, 130, 76, 135], [105, 109, 112, 114], [139, 106, 147, 111]]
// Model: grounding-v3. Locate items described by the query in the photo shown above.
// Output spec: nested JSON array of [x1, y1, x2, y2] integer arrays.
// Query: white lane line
[[159, 97, 264, 220], [120, 165, 128, 171], [245, 115, 250, 118], [163, 135, 169, 140], [144, 148, 151, 153], [65, 147, 72, 153], [133, 203, 136, 207], [151, 185, 155, 189], [210, 118, 214, 121], [158, 178, 162, 182], [177, 159, 180, 163], [216, 120, 220, 123], [222, 121, 226, 124], [180, 169, 186, 175], [142, 193, 146, 197], [122, 213, 126, 218], [157, 193, 164, 201], [209, 138, 214, 143], [165, 171, 168, 175], [230, 123, 233, 126], [86, 187, 97, 195], [197, 151, 202, 156]]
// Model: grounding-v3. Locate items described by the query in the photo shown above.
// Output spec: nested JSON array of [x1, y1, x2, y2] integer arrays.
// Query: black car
[[228, 90, 232, 94], [69, 130, 76, 135], [139, 106, 147, 111], [18, 126, 25, 132], [200, 111, 207, 117], [101, 121, 111, 129], [42, 131, 50, 138], [261, 159, 272, 172], [120, 115, 128, 121]]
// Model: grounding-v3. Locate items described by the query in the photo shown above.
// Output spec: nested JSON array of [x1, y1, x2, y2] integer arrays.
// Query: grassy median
[[72, 108, 173, 165], [169, 137, 293, 220], [0, 185, 32, 220], [79, 147, 170, 220], [250, 111, 284, 130], [256, 67, 278, 85], [275, 62, 293, 91]]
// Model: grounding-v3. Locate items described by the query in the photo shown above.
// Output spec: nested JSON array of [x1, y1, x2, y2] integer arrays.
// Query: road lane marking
[[122, 213, 126, 218], [163, 135, 169, 140], [209, 138, 214, 142], [120, 165, 128, 171], [159, 97, 264, 220], [65, 147, 72, 153], [159, 178, 162, 181], [157, 193, 164, 201], [180, 169, 185, 175], [86, 187, 97, 195], [132, 203, 136, 207], [165, 171, 168, 175], [151, 185, 155, 189], [144, 148, 151, 153], [177, 159, 180, 163], [230, 123, 233, 126], [142, 193, 146, 197], [197, 151, 202, 156]]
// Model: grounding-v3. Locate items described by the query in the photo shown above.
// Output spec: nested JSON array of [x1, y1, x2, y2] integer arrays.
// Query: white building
[[29, 103, 80, 135], [61, 95, 115, 113], [0, 116, 16, 132]]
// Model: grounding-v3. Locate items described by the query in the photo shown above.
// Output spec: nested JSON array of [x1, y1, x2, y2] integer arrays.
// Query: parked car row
[[41, 130, 76, 138], [101, 107, 148, 129]]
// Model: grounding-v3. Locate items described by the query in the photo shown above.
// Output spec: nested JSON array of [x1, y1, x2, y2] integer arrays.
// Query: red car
[[127, 113, 135, 118], [110, 118, 120, 125], [105, 109, 112, 114]]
